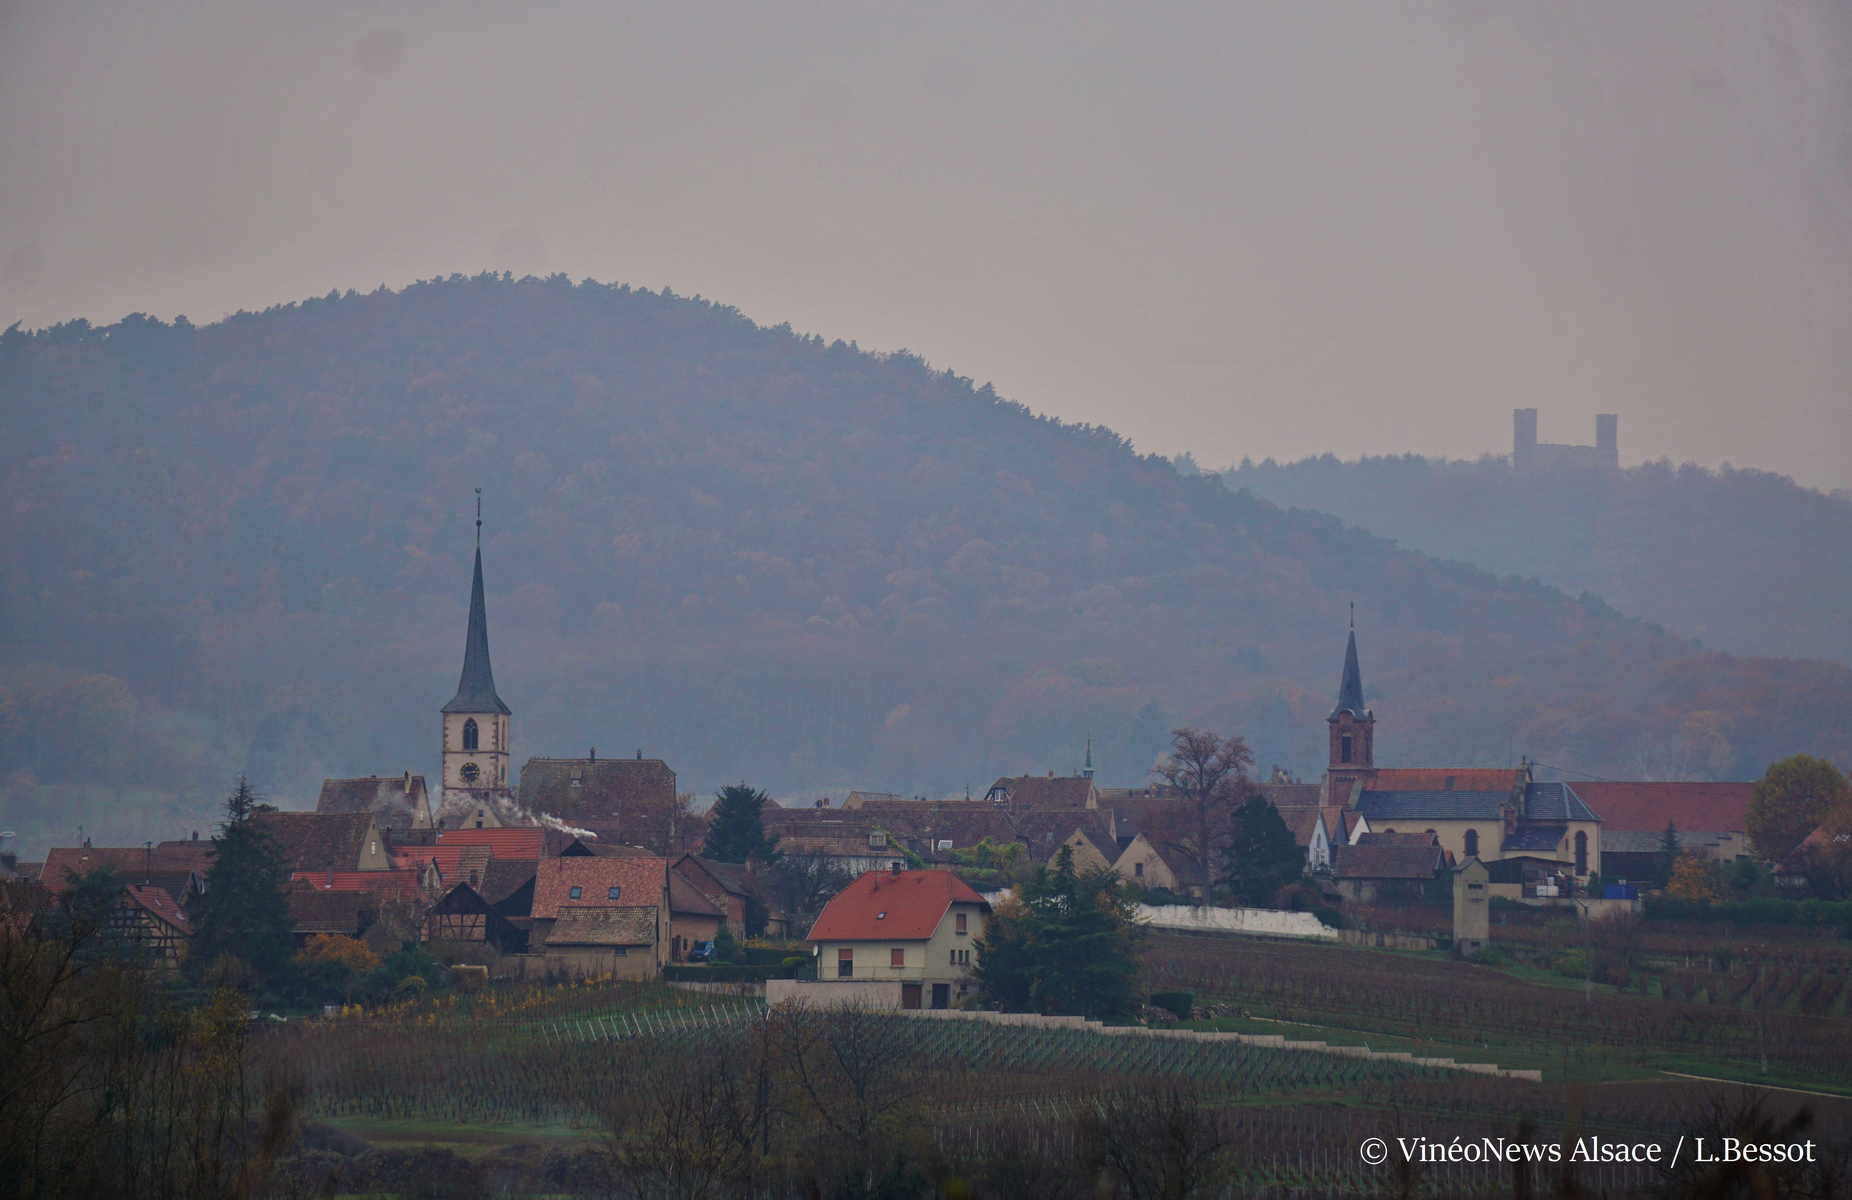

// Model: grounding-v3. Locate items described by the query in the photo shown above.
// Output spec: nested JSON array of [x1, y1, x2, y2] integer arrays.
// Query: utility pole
[[1576, 894, 1593, 1002]]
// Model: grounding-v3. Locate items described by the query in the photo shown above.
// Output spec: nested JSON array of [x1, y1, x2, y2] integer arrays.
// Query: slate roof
[[533, 856, 667, 917], [1571, 782, 1752, 833], [1330, 629, 1369, 719], [986, 775, 1098, 810], [442, 547, 511, 715], [559, 838, 655, 857], [676, 855, 754, 899], [124, 884, 192, 935], [255, 811, 379, 874], [1357, 790, 1510, 821], [517, 756, 677, 822], [1370, 768, 1526, 793], [1601, 830, 1672, 854], [1523, 782, 1600, 822], [546, 906, 659, 947], [1332, 843, 1444, 881], [41, 844, 215, 891], [285, 888, 372, 936], [1501, 825, 1569, 853], [316, 775, 430, 830], [807, 870, 989, 942], [436, 827, 545, 860]]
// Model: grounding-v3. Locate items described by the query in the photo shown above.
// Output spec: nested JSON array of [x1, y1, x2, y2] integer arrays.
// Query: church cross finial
[[475, 488, 482, 548], [1349, 600, 1354, 629]]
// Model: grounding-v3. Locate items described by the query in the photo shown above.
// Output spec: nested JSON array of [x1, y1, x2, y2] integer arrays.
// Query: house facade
[[802, 867, 990, 1010]]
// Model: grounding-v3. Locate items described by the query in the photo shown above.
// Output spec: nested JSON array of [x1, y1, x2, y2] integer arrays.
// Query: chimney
[[191, 829, 199, 841], [590, 747, 596, 763], [636, 749, 642, 760], [890, 861, 902, 876], [404, 770, 411, 790]]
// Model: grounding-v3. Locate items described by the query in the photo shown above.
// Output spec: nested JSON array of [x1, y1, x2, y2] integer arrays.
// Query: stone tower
[[1324, 621, 1375, 804], [438, 536, 514, 828]]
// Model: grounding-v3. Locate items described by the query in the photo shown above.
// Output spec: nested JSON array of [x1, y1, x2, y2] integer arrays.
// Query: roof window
[[569, 885, 582, 899], [876, 911, 886, 920], [607, 886, 621, 900]]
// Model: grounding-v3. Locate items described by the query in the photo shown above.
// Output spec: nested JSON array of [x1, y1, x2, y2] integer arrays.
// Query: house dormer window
[[869, 832, 887, 849]]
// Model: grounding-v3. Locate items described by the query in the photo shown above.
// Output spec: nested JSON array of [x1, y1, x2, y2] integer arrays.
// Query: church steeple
[[441, 546, 510, 716], [1331, 629, 1366, 720], [1082, 733, 1094, 780], [1326, 610, 1375, 787], [439, 493, 513, 814]]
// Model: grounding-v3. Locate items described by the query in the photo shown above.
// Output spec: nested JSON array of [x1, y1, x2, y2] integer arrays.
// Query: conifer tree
[[1654, 820, 1681, 888], [973, 845, 1143, 1018], [188, 777, 295, 983], [701, 783, 781, 864], [1222, 797, 1304, 906]]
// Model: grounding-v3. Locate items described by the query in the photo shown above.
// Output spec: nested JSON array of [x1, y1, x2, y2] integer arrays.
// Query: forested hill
[[2, 276, 1848, 852], [1223, 454, 1852, 667]]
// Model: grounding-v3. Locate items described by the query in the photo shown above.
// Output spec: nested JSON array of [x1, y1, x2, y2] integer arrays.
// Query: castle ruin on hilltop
[[1513, 408, 1618, 471]]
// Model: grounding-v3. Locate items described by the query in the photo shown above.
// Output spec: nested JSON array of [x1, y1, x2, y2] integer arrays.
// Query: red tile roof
[[1571, 782, 1753, 834], [290, 870, 423, 902], [1370, 768, 1525, 793], [669, 871, 724, 917], [807, 870, 988, 942], [124, 884, 191, 935], [41, 845, 214, 891], [254, 811, 379, 873], [436, 827, 546, 860], [532, 856, 668, 917]]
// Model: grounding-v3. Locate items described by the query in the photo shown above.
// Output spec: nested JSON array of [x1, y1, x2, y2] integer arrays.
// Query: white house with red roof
[[774, 865, 990, 1010]]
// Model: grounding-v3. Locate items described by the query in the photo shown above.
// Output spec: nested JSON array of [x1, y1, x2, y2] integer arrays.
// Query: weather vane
[[1349, 600, 1354, 629]]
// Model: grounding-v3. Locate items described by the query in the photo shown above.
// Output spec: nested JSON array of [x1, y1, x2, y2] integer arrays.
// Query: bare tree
[[769, 1002, 926, 1182], [1150, 728, 1255, 902], [1078, 1086, 1231, 1200]]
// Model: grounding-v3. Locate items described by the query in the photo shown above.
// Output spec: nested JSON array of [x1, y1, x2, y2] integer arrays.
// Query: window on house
[[938, 839, 953, 850], [950, 949, 957, 965], [869, 832, 887, 849], [615, 947, 627, 956], [608, 886, 621, 900], [463, 718, 479, 751], [955, 912, 967, 934], [1134, 862, 1144, 878], [1340, 735, 1352, 764], [838, 948, 853, 978], [890, 948, 904, 968], [1575, 831, 1588, 875], [569, 886, 582, 899], [1464, 829, 1479, 858]]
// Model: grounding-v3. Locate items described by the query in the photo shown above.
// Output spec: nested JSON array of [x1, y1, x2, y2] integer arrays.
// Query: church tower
[[439, 500, 513, 827], [1324, 613, 1376, 805]]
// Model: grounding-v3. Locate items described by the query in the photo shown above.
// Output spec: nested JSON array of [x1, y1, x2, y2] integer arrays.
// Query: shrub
[[298, 934, 381, 975]]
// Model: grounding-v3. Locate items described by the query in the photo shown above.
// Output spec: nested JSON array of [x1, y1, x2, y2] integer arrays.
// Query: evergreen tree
[[1654, 820, 1681, 888], [1221, 797, 1304, 906], [701, 782, 780, 864], [973, 845, 1143, 1018], [188, 777, 295, 983]]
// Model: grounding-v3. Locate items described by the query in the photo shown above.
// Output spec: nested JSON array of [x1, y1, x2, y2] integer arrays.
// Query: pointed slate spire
[[1083, 733, 1094, 779], [1331, 629, 1367, 718], [442, 546, 511, 715]]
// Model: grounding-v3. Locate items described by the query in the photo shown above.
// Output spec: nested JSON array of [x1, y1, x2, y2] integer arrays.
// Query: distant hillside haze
[[1224, 454, 1852, 666], [1, 276, 1848, 856]]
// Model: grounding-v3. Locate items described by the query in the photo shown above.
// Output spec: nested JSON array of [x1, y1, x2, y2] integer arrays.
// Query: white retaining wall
[[1136, 904, 1339, 940]]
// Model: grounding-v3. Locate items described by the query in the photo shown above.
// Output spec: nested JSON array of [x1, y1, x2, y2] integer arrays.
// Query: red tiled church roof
[[807, 869, 988, 942]]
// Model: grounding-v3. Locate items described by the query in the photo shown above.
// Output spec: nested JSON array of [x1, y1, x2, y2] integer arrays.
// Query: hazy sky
[[4, 2, 1850, 489]]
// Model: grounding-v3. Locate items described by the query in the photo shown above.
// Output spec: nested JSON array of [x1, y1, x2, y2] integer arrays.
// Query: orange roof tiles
[[807, 869, 988, 942], [1572, 782, 1753, 834], [290, 870, 423, 902], [124, 884, 191, 934], [532, 856, 668, 917], [435, 827, 546, 859], [1370, 769, 1525, 793], [41, 845, 213, 891]]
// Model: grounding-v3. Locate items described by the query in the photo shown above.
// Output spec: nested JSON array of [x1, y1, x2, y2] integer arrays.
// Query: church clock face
[[459, 762, 481, 784]]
